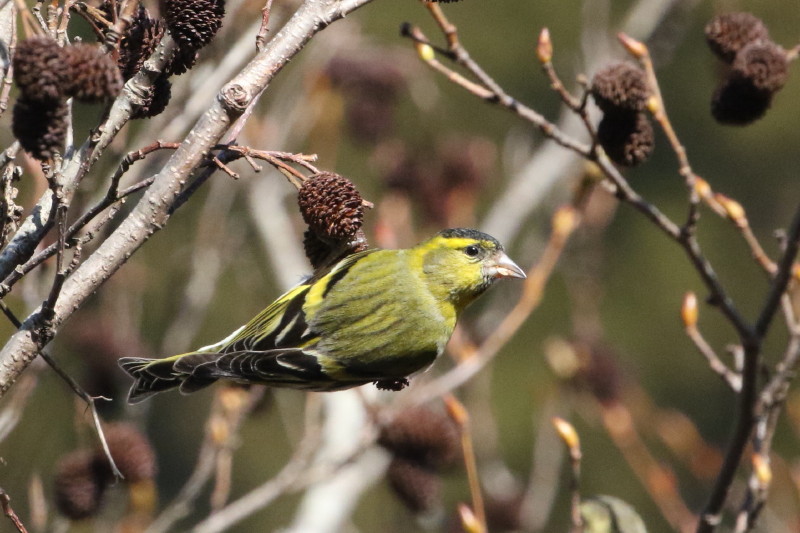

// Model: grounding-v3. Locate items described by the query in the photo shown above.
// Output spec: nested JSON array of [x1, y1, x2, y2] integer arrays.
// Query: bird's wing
[[173, 348, 339, 391], [217, 249, 376, 354]]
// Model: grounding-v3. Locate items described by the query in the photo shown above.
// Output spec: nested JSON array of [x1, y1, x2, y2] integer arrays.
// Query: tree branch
[[0, 0, 376, 396]]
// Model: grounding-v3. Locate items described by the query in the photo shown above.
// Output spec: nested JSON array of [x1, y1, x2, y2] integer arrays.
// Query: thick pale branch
[[0, 0, 376, 396]]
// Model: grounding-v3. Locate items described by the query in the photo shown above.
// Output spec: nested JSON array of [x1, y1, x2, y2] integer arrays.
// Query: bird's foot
[[373, 378, 410, 391]]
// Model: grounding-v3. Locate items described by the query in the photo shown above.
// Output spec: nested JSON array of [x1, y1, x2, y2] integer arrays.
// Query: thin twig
[[0, 300, 122, 479], [0, 488, 28, 533], [255, 0, 275, 52], [400, 23, 591, 156], [536, 28, 596, 139], [40, 203, 68, 325], [684, 310, 741, 392], [145, 387, 264, 533], [597, 403, 696, 532], [552, 418, 582, 533], [192, 394, 325, 533], [697, 206, 800, 532], [755, 206, 800, 339], [445, 395, 485, 532], [0, 176, 155, 299]]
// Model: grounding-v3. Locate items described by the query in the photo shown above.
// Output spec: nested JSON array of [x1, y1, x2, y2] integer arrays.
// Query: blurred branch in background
[[404, 2, 800, 533]]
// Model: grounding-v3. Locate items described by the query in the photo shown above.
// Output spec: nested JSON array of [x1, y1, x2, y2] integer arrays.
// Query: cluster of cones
[[587, 11, 793, 168], [12, 37, 122, 160], [12, 0, 227, 160], [706, 12, 791, 125], [590, 62, 654, 168]]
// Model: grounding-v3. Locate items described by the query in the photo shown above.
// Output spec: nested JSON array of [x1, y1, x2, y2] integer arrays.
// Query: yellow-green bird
[[119, 228, 525, 403]]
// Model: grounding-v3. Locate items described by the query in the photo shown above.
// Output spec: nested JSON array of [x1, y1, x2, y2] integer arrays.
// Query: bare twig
[[0, 174, 155, 299], [405, 11, 800, 532], [255, 0, 275, 52], [682, 292, 741, 391], [146, 387, 264, 533], [0, 300, 122, 479], [0, 488, 28, 533], [399, 23, 591, 156], [617, 33, 701, 230], [597, 403, 695, 532], [536, 28, 596, 139], [192, 394, 325, 533], [39, 203, 68, 326], [697, 205, 800, 532], [552, 417, 583, 533], [445, 395, 485, 532]]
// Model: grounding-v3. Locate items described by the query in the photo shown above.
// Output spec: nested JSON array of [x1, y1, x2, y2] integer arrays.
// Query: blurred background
[[0, 0, 799, 531]]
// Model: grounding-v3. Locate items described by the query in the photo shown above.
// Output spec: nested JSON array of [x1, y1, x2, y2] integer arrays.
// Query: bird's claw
[[373, 378, 409, 391]]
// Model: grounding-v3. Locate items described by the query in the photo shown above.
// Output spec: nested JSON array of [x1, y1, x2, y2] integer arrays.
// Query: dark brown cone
[[53, 450, 110, 520], [64, 44, 123, 103], [131, 75, 172, 119], [166, 47, 200, 76], [705, 12, 769, 63], [13, 37, 68, 102], [302, 228, 368, 270], [298, 172, 364, 241], [386, 457, 441, 514], [591, 62, 649, 114], [732, 41, 789, 93], [98, 423, 157, 483], [13, 97, 69, 161], [711, 76, 772, 125], [597, 111, 654, 167], [378, 406, 460, 469], [302, 229, 331, 269], [162, 0, 225, 51], [119, 4, 165, 80]]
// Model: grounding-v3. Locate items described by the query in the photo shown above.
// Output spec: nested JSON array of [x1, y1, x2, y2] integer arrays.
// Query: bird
[[119, 228, 525, 403]]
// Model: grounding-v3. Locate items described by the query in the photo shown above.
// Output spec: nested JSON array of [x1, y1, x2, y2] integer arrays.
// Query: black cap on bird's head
[[438, 228, 502, 245], [436, 228, 526, 281]]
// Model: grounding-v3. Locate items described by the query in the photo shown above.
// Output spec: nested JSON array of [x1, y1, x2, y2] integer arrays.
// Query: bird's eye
[[464, 245, 480, 257]]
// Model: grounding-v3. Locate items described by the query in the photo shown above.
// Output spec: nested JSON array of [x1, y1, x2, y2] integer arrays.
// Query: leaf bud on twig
[[416, 42, 435, 62], [681, 292, 698, 329], [617, 33, 648, 59], [458, 503, 485, 533], [715, 193, 748, 227], [552, 416, 581, 456], [693, 177, 713, 200], [752, 453, 772, 486], [536, 28, 552, 64]]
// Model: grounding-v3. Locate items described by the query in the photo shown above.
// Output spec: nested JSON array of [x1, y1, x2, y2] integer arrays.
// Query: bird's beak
[[488, 251, 526, 279]]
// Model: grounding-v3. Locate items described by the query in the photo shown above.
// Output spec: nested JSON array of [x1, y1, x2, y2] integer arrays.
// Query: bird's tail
[[118, 356, 184, 404]]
